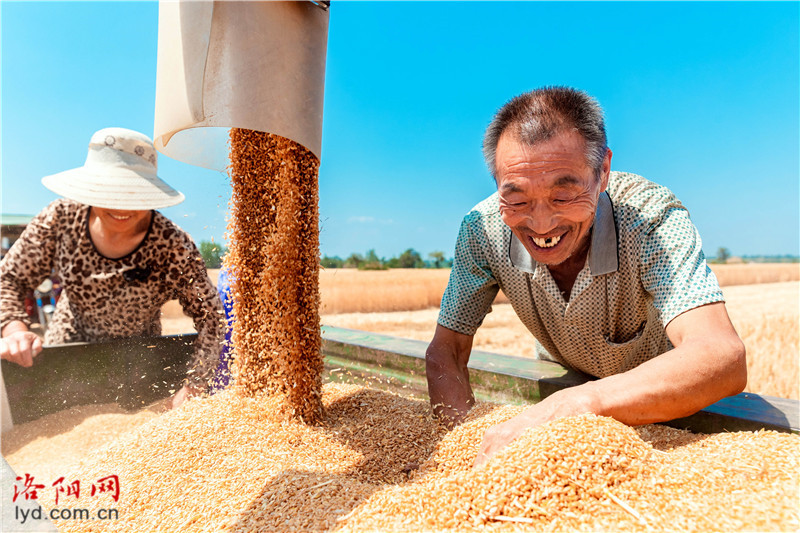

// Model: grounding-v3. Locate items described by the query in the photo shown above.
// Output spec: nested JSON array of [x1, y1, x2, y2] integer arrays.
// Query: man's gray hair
[[482, 87, 608, 180]]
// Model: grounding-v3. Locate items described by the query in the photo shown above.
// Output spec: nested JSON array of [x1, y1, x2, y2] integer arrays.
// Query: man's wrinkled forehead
[[495, 127, 598, 184], [499, 175, 583, 194]]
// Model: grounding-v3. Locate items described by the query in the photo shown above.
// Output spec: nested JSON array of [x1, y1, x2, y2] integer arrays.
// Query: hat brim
[[41, 167, 185, 210]]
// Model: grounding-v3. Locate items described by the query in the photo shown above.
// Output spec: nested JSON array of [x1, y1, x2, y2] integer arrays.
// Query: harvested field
[[722, 282, 800, 399], [316, 263, 799, 315], [316, 263, 795, 314], [321, 281, 800, 400], [711, 262, 799, 286], [161, 263, 798, 319], [163, 281, 798, 399], [7, 383, 797, 532], [318, 268, 455, 314]]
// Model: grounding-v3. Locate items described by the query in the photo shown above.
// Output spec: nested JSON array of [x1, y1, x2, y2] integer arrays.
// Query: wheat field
[[316, 263, 798, 315]]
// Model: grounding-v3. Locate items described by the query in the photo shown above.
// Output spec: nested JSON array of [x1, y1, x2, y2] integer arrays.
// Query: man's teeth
[[533, 235, 561, 248]]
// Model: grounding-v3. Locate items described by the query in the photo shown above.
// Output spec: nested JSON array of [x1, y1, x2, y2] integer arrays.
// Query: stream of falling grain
[[226, 128, 323, 423]]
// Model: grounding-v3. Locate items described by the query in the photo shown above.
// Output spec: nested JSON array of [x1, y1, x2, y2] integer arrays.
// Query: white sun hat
[[41, 127, 185, 210]]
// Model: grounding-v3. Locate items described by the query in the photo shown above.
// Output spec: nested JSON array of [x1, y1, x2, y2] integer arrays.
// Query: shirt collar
[[508, 191, 618, 276]]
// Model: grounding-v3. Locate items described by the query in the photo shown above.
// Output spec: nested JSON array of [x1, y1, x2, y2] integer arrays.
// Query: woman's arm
[[0, 201, 64, 365], [174, 239, 225, 390]]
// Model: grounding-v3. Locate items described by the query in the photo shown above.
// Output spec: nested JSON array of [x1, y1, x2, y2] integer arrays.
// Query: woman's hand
[[170, 384, 205, 409], [1, 322, 43, 367]]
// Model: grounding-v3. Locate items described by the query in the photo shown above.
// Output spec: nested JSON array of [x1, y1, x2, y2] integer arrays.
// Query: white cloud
[[347, 216, 375, 223], [347, 216, 394, 225]]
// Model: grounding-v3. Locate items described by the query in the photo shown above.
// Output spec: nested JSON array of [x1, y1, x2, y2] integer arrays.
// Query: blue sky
[[2, 1, 798, 260]]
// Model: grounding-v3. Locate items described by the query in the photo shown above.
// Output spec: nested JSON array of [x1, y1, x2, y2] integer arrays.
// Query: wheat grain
[[21, 383, 795, 533], [226, 129, 323, 422]]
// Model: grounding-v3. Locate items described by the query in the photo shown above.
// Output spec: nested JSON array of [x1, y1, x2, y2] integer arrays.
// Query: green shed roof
[[0, 214, 34, 226]]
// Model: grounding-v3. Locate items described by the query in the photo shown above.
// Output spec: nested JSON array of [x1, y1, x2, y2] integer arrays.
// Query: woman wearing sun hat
[[0, 127, 224, 408]]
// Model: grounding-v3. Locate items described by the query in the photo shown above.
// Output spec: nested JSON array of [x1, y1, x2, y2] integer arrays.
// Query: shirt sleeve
[[437, 212, 499, 336], [172, 236, 225, 387], [0, 201, 63, 331], [640, 206, 724, 326]]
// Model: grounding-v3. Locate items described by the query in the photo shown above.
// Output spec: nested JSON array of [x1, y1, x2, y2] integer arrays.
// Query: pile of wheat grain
[[2, 402, 164, 485], [39, 383, 797, 533], [343, 405, 798, 532], [47, 383, 443, 532], [226, 128, 323, 422]]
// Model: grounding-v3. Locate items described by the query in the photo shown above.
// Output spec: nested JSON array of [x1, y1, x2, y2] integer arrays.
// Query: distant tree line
[[201, 241, 798, 269], [199, 241, 454, 270], [321, 249, 453, 270], [708, 247, 799, 264]]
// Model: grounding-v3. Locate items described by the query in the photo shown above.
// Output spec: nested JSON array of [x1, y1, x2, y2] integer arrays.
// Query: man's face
[[496, 129, 611, 267]]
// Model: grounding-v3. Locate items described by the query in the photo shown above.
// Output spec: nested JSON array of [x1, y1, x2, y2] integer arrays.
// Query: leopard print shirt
[[0, 199, 225, 386]]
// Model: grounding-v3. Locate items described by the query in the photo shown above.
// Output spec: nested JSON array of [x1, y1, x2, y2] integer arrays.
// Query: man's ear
[[599, 148, 612, 192]]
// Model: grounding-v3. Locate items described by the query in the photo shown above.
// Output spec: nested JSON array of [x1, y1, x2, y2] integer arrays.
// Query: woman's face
[[92, 207, 152, 233]]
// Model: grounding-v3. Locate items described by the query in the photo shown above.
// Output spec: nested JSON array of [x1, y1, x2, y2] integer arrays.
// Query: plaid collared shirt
[[438, 171, 724, 378]]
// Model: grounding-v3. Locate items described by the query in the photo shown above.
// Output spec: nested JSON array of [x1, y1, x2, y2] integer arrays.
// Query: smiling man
[[425, 87, 747, 465]]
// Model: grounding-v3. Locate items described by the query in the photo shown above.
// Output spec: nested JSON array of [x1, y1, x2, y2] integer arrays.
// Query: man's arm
[[426, 324, 477, 426], [474, 301, 746, 465]]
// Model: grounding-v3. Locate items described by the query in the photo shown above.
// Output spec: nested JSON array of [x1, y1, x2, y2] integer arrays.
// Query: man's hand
[[474, 301, 746, 466], [474, 386, 597, 466], [426, 325, 476, 426], [171, 384, 204, 409], [1, 321, 43, 367]]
